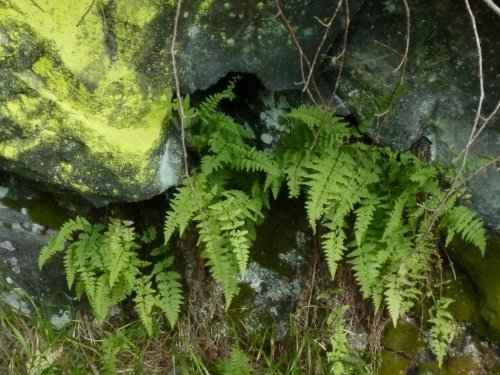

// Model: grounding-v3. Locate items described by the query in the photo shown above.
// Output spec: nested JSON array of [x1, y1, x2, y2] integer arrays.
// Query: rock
[[0, 195, 68, 304], [325, 0, 500, 233], [0, 0, 182, 205], [378, 350, 411, 375], [175, 0, 364, 92], [449, 237, 500, 343], [382, 323, 426, 359]]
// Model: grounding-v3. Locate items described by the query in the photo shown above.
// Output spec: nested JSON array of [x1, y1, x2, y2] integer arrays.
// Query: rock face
[[0, 185, 67, 307], [0, 0, 182, 205], [175, 0, 363, 92], [325, 0, 500, 233]]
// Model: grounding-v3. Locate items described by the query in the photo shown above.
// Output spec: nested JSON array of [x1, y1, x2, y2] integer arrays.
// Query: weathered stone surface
[[325, 0, 500, 233], [0, 191, 66, 304], [0, 0, 182, 205], [176, 0, 364, 92]]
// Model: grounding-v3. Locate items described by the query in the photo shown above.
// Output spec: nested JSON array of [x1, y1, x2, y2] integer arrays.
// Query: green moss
[[449, 237, 500, 341], [382, 323, 425, 358], [378, 350, 411, 375], [0, 196, 72, 229]]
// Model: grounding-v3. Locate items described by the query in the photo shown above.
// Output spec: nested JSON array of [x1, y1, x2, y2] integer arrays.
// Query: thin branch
[[170, 0, 207, 230], [273, 0, 322, 106], [457, 154, 500, 188], [390, 0, 489, 274], [328, 0, 350, 108], [482, 0, 500, 16], [393, 0, 410, 73], [304, 0, 344, 91]]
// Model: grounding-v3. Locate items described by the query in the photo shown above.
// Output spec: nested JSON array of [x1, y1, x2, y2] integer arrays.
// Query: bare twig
[[393, 0, 410, 73], [457, 154, 500, 188], [482, 0, 500, 17], [170, 0, 207, 230], [390, 0, 493, 273], [76, 0, 97, 27], [328, 0, 350, 108], [273, 0, 319, 105], [304, 0, 344, 91]]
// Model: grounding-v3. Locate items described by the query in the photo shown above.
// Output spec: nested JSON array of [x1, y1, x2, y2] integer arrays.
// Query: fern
[[39, 216, 91, 268], [100, 330, 132, 375], [326, 305, 350, 375], [134, 276, 156, 336], [428, 297, 456, 367], [442, 204, 486, 254], [27, 346, 63, 375], [40, 218, 183, 331], [217, 347, 252, 375]]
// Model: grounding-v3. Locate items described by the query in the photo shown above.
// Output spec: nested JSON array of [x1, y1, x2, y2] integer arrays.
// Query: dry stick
[[373, 0, 410, 124], [393, 0, 410, 73], [457, 154, 500, 188], [327, 0, 350, 110], [170, 0, 207, 230], [391, 0, 491, 273], [304, 0, 344, 92], [273, 0, 320, 106], [483, 0, 500, 16]]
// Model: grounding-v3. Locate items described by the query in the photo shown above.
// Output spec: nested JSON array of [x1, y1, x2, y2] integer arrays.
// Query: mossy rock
[[382, 323, 426, 358], [449, 237, 500, 342], [378, 350, 411, 375]]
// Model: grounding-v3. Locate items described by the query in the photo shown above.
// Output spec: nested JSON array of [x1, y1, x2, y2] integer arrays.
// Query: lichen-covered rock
[[0, 0, 181, 205], [325, 0, 500, 233]]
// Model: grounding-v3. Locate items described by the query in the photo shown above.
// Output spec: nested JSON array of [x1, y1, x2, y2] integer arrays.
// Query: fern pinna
[[39, 218, 183, 335]]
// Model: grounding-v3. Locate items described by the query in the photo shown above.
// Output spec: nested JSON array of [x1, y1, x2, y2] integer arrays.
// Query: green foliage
[[217, 347, 252, 375], [100, 330, 132, 375], [164, 82, 486, 366], [428, 297, 456, 367], [326, 305, 350, 375], [39, 218, 183, 334], [165, 77, 275, 307]]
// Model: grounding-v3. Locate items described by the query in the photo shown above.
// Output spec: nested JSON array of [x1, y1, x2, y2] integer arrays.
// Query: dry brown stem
[[170, 0, 207, 230]]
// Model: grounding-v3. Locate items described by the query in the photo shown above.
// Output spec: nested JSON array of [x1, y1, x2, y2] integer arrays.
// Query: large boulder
[[325, 0, 500, 233], [0, 0, 182, 205]]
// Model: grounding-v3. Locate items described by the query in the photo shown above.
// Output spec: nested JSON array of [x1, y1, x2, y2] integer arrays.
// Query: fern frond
[[443, 205, 486, 254], [27, 346, 63, 375], [39, 216, 90, 268], [217, 347, 252, 375], [384, 275, 403, 327], [199, 224, 239, 307], [133, 276, 156, 336], [322, 225, 347, 279], [164, 185, 200, 243], [382, 194, 407, 241], [93, 275, 111, 324], [155, 270, 184, 328], [349, 244, 380, 298], [102, 219, 140, 289], [229, 229, 250, 278], [354, 196, 378, 245], [428, 297, 455, 367]]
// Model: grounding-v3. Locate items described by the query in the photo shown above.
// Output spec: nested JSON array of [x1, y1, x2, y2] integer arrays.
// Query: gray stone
[[325, 0, 500, 233]]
